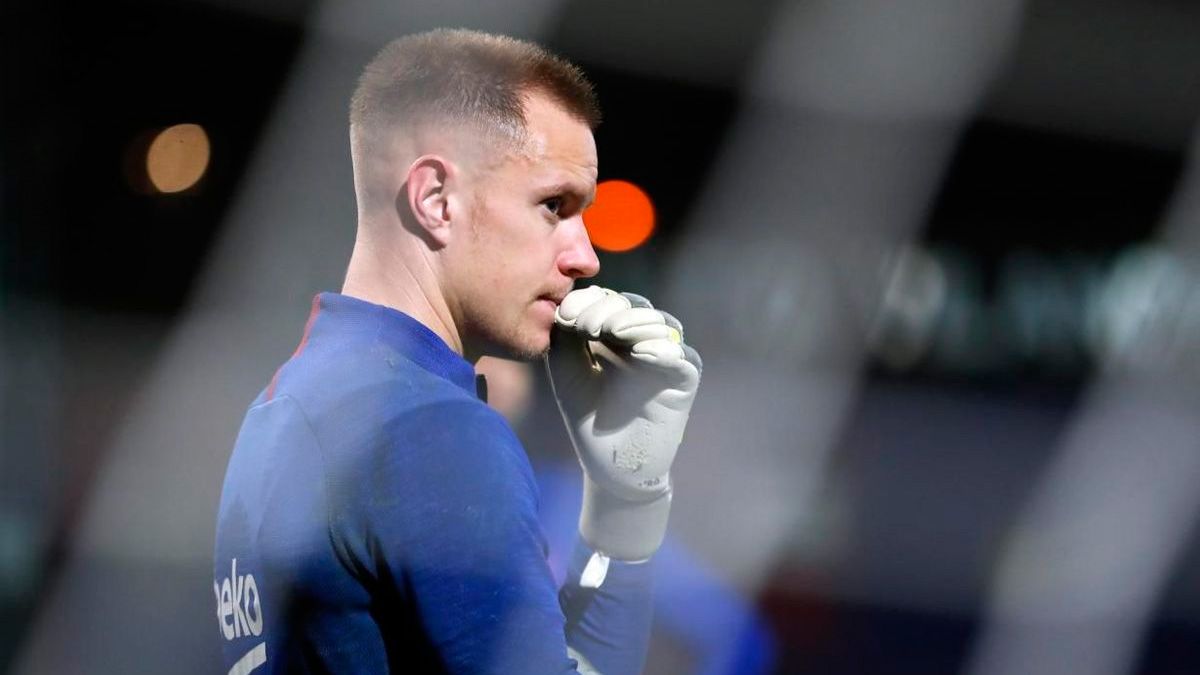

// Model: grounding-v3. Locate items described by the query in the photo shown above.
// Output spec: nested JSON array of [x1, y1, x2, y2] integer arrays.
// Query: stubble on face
[[453, 92, 597, 363], [458, 172, 553, 363]]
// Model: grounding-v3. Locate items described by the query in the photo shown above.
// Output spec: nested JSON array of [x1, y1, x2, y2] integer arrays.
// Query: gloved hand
[[545, 286, 702, 562]]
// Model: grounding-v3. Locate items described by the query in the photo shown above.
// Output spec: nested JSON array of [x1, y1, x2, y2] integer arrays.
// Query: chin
[[502, 326, 550, 362], [508, 337, 550, 362], [472, 325, 546, 363]]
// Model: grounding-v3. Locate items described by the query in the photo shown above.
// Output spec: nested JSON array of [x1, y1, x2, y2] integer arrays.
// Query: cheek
[[462, 213, 552, 305], [468, 259, 526, 324]]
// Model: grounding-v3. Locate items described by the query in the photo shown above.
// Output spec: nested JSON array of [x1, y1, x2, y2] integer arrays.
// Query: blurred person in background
[[212, 28, 702, 674]]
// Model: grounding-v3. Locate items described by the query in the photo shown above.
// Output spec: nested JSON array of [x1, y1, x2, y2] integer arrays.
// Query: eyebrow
[[541, 180, 597, 208]]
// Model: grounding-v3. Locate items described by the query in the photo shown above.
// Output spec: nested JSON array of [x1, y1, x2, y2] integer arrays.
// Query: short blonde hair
[[350, 28, 600, 147]]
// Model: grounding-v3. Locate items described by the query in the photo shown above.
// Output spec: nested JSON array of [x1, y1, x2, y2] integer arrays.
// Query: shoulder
[[277, 344, 476, 450], [371, 395, 539, 528], [336, 395, 545, 573], [313, 369, 543, 568], [385, 395, 534, 497], [402, 396, 523, 457], [312, 369, 536, 513]]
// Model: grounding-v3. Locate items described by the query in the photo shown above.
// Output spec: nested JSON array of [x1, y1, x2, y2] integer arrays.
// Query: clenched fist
[[545, 286, 702, 561]]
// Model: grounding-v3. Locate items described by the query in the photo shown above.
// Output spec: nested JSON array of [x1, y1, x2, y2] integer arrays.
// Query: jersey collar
[[313, 292, 478, 397]]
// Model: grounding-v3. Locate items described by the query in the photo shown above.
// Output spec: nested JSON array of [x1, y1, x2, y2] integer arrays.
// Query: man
[[213, 28, 701, 674]]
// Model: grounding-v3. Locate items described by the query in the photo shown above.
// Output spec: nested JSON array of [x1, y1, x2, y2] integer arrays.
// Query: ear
[[404, 155, 456, 246]]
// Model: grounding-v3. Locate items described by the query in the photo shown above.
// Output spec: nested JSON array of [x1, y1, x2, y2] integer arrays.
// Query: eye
[[541, 196, 564, 216]]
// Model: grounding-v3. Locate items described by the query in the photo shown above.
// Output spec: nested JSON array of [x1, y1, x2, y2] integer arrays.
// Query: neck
[[341, 228, 466, 359]]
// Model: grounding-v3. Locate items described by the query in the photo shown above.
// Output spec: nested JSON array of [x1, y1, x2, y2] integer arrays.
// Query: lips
[[539, 290, 570, 306], [536, 292, 568, 324]]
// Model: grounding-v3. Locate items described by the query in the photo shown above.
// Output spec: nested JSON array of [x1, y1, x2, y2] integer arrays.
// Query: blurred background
[[5, 0, 1200, 672]]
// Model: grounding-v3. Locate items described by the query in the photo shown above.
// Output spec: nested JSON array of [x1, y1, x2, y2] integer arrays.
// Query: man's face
[[451, 91, 601, 361]]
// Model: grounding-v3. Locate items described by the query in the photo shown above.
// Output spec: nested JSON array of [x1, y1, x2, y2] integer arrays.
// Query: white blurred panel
[[967, 126, 1200, 675], [662, 0, 1026, 597]]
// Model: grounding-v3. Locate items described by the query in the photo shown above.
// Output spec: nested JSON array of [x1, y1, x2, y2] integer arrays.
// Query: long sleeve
[[560, 541, 654, 674]]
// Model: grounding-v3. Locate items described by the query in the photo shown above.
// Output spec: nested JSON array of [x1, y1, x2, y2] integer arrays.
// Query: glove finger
[[610, 323, 675, 347], [681, 343, 703, 378], [630, 338, 702, 389], [603, 307, 669, 345], [630, 337, 685, 363], [556, 286, 609, 327], [620, 292, 654, 309], [574, 292, 632, 338], [658, 310, 684, 338]]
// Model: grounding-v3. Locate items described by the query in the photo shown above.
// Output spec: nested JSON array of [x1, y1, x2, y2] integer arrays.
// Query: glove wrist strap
[[578, 474, 672, 562]]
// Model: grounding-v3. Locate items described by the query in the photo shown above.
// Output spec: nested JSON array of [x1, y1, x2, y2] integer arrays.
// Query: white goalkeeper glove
[[545, 286, 702, 562]]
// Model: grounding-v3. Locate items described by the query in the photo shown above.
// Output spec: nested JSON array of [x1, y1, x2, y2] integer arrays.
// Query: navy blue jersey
[[214, 293, 653, 674]]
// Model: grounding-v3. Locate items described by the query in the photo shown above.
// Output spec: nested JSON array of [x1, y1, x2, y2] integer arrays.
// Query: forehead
[[507, 92, 598, 188]]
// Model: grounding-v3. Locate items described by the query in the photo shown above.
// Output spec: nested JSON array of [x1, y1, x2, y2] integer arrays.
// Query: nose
[[558, 217, 600, 279]]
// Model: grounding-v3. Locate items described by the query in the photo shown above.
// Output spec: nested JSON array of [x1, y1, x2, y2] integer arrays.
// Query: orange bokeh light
[[583, 180, 655, 252], [145, 123, 210, 193]]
